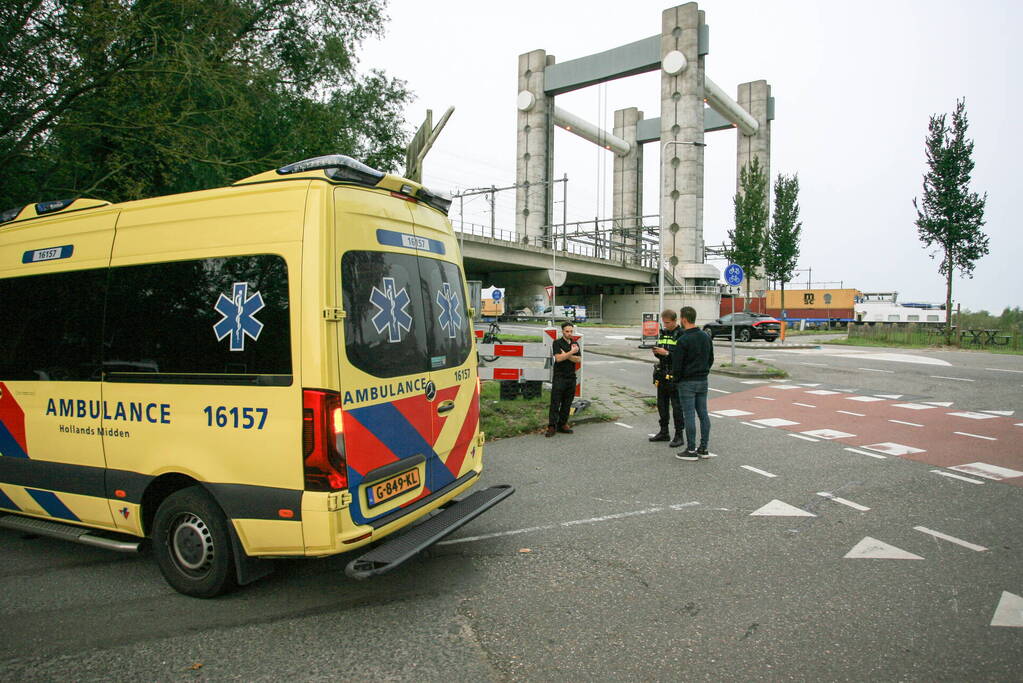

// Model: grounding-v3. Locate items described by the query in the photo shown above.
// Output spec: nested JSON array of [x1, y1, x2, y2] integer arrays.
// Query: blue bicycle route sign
[[724, 263, 745, 286]]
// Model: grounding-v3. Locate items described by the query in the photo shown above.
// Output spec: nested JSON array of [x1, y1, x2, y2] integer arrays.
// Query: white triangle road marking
[[923, 401, 954, 407], [876, 394, 903, 399], [844, 536, 924, 560], [981, 410, 1014, 416], [991, 591, 1023, 628], [752, 418, 800, 427], [750, 499, 816, 517]]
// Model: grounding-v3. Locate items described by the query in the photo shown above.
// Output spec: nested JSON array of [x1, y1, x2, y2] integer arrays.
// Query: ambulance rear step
[[345, 484, 514, 579], [0, 513, 141, 553]]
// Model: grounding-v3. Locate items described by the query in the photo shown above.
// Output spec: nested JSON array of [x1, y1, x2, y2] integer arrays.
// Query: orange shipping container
[[767, 288, 860, 311]]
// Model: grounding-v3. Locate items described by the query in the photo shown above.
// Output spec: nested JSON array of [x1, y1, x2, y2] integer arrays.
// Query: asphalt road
[[1, 330, 1021, 681]]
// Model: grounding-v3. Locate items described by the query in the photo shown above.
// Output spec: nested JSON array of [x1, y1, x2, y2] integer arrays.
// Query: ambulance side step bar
[[345, 484, 514, 580], [0, 513, 141, 553]]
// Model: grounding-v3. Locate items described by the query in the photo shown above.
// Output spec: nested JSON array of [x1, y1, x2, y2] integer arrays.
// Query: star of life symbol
[[436, 282, 463, 339], [370, 277, 413, 343], [213, 282, 265, 352]]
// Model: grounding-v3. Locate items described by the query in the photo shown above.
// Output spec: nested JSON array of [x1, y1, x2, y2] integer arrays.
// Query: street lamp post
[[658, 140, 707, 316]]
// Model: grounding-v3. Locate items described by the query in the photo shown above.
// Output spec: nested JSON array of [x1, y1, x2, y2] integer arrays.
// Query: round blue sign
[[724, 263, 745, 286], [492, 290, 503, 301]]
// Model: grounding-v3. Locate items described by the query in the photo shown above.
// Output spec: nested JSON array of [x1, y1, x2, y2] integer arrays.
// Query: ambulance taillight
[[302, 389, 348, 491]]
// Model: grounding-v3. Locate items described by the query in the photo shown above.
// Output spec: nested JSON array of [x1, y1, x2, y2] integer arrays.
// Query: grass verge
[[479, 380, 615, 439]]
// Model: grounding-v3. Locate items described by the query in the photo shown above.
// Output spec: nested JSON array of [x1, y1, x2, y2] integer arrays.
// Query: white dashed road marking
[[913, 526, 987, 552], [754, 396, 775, 401], [753, 418, 800, 427], [789, 434, 819, 442], [864, 442, 925, 456], [438, 502, 701, 546], [802, 429, 855, 440], [858, 367, 894, 373], [948, 411, 998, 420], [816, 492, 870, 511], [740, 465, 777, 478], [847, 396, 885, 402], [931, 469, 985, 485], [953, 431, 996, 441], [837, 410, 865, 417], [792, 402, 817, 408], [807, 389, 841, 395], [949, 462, 1023, 480], [741, 421, 767, 429], [614, 422, 634, 429], [766, 384, 801, 390], [931, 375, 975, 382], [889, 419, 924, 427], [709, 388, 730, 394], [985, 367, 1023, 374], [714, 409, 753, 417], [892, 403, 935, 410], [844, 447, 886, 460]]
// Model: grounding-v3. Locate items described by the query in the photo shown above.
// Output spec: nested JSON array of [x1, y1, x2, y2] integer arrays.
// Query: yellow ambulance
[[0, 155, 512, 597]]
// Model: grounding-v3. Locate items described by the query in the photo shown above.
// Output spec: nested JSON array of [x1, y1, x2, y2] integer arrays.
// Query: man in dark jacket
[[649, 309, 685, 447], [669, 306, 714, 460]]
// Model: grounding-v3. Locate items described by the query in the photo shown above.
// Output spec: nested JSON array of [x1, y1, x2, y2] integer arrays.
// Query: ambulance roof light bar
[[277, 154, 386, 185]]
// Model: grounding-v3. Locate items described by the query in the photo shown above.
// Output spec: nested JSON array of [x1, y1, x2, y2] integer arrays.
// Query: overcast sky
[[360, 0, 1020, 312]]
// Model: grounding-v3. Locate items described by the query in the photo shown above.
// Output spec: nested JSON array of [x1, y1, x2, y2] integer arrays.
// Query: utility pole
[[489, 185, 496, 239]]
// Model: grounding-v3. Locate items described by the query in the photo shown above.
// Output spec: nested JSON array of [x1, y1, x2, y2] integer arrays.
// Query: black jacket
[[670, 326, 715, 381]]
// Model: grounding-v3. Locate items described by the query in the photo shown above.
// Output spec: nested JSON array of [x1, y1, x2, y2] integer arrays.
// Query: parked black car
[[704, 313, 781, 342]]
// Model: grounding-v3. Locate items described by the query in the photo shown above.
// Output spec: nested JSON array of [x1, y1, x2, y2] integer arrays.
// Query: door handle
[[436, 400, 455, 414]]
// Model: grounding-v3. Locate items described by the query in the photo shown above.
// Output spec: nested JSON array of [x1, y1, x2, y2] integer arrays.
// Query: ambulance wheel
[[153, 486, 237, 598]]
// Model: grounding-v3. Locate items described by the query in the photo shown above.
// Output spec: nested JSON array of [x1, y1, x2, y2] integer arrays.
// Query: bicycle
[[479, 321, 501, 363]]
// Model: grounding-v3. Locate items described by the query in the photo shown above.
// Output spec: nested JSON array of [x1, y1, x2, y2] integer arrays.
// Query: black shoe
[[649, 432, 670, 442], [557, 426, 574, 434], [668, 436, 685, 448], [697, 447, 711, 459], [675, 450, 699, 461], [545, 426, 556, 438]]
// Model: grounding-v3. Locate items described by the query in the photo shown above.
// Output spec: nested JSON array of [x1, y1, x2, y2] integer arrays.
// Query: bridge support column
[[659, 3, 715, 287], [613, 107, 644, 259], [736, 79, 772, 297], [516, 50, 555, 245]]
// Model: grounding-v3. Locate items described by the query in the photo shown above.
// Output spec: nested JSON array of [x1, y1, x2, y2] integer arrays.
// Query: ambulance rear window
[[341, 251, 470, 378]]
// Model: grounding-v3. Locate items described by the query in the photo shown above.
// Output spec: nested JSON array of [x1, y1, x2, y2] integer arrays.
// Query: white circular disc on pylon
[[662, 50, 688, 75], [517, 90, 536, 112]]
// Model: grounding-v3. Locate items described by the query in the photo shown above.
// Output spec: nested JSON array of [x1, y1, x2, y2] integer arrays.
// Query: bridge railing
[[641, 285, 721, 296], [454, 215, 662, 269]]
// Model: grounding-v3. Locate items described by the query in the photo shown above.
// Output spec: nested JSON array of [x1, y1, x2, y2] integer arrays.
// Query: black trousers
[[548, 375, 576, 428], [656, 380, 684, 435]]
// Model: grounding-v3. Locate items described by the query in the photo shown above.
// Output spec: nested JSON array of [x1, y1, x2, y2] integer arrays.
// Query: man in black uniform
[[649, 309, 685, 447], [546, 321, 581, 437]]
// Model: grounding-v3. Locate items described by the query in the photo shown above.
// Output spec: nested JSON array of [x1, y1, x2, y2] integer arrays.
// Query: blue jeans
[[677, 379, 710, 450]]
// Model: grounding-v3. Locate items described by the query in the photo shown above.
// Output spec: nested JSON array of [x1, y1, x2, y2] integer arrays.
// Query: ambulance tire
[[153, 486, 238, 598]]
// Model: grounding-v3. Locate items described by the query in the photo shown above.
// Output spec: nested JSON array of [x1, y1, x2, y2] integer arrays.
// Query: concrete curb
[[710, 340, 821, 350]]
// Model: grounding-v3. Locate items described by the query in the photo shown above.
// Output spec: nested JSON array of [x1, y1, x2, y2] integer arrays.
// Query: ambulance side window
[[419, 257, 472, 370], [104, 254, 291, 384], [0, 269, 106, 381], [341, 250, 429, 378]]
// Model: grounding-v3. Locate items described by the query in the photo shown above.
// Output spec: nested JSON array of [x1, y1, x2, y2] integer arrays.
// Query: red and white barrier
[[475, 328, 583, 397]]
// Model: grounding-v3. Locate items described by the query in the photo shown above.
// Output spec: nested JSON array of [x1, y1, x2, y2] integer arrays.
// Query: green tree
[[728, 156, 769, 307], [0, 0, 411, 210], [913, 98, 989, 345], [764, 173, 802, 323]]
